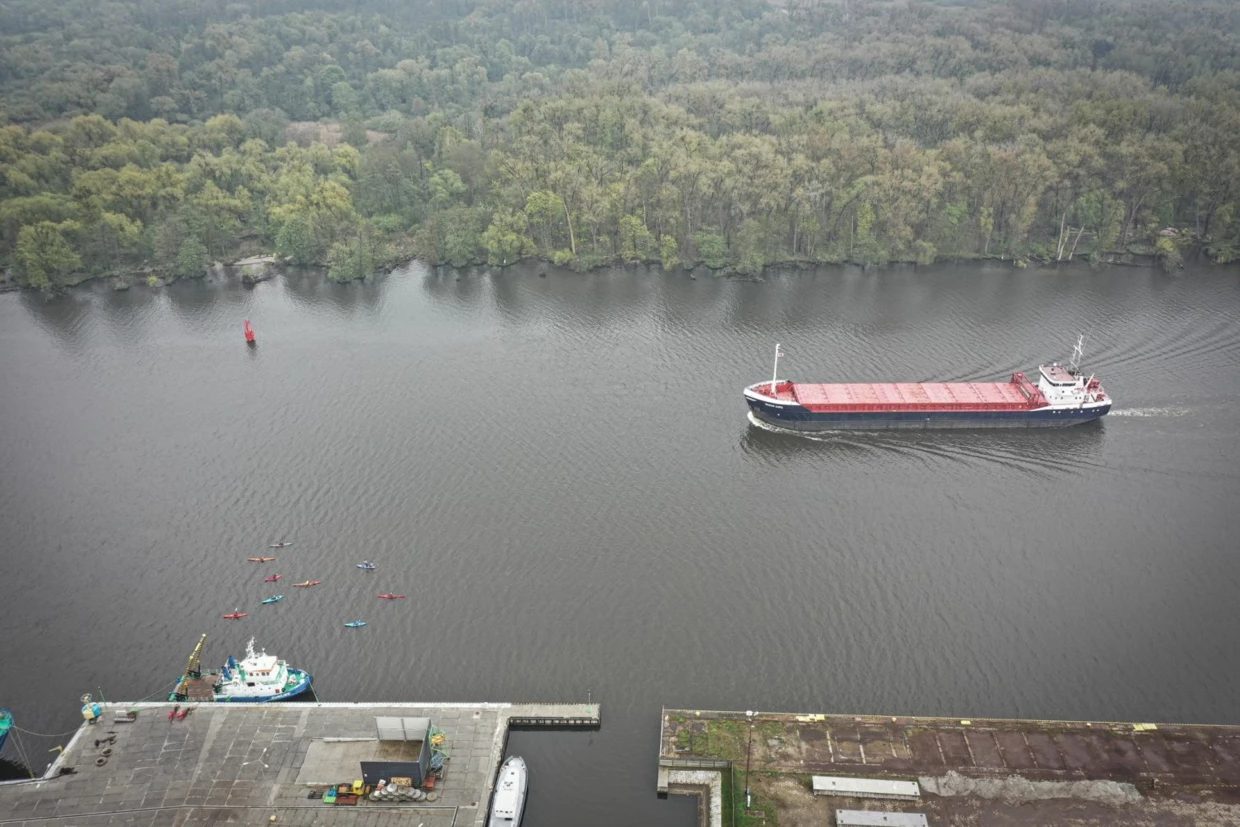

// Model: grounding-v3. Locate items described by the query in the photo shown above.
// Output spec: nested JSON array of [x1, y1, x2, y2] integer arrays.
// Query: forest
[[2, 0, 1239, 288]]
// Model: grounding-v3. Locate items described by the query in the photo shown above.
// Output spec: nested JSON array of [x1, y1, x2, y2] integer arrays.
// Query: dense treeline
[[2, 0, 1240, 287]]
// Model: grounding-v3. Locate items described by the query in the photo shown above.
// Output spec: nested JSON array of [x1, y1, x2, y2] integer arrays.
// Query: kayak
[[261, 595, 284, 604], [344, 621, 367, 628], [248, 556, 276, 563], [356, 563, 376, 570], [269, 542, 294, 548], [293, 580, 321, 587], [222, 612, 247, 620], [264, 574, 283, 582], [377, 594, 406, 600]]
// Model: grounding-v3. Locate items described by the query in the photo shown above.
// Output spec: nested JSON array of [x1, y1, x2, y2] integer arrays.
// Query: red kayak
[[264, 574, 283, 582], [222, 612, 247, 620], [377, 594, 406, 600]]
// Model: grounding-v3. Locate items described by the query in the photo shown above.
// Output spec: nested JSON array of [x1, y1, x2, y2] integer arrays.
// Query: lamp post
[[744, 710, 755, 810]]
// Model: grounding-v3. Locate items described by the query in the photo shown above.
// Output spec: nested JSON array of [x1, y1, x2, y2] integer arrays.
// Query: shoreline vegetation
[[0, 247, 1184, 298], [2, 0, 1240, 293]]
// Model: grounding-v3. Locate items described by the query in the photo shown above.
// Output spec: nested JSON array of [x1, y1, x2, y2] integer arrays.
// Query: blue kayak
[[344, 621, 367, 628], [262, 595, 284, 604]]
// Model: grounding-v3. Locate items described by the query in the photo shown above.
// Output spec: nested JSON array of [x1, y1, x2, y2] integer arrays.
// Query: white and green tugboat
[[171, 634, 312, 703]]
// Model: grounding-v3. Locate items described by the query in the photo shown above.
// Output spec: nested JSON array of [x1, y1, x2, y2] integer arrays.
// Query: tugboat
[[170, 635, 312, 703], [744, 335, 1111, 431], [488, 755, 527, 827]]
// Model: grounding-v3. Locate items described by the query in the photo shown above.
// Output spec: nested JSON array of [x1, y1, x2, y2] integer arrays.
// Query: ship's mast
[[1069, 334, 1086, 373], [771, 343, 784, 395]]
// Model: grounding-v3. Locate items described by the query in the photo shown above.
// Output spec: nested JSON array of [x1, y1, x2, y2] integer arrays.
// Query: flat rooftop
[[0, 701, 598, 827], [1041, 364, 1077, 384]]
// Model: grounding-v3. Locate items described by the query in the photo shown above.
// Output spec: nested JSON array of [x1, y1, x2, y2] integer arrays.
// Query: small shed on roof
[[812, 775, 920, 800]]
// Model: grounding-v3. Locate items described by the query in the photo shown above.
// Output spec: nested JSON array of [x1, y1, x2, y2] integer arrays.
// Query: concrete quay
[[659, 708, 1240, 826], [0, 701, 598, 827]]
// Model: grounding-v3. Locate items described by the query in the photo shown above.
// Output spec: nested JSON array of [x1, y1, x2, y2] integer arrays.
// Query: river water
[[1, 261, 1238, 823]]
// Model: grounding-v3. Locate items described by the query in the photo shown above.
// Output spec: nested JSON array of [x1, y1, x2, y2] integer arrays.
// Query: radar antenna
[[1069, 334, 1087, 373]]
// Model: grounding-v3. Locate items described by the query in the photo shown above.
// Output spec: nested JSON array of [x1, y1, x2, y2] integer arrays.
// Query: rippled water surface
[[2, 262, 1239, 823]]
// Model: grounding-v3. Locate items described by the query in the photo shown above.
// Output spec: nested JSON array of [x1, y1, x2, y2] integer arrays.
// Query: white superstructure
[[215, 638, 308, 701], [1034, 335, 1109, 411], [488, 755, 527, 827]]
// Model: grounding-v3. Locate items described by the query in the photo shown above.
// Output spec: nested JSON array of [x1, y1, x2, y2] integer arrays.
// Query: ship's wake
[[746, 411, 874, 441], [1107, 407, 1190, 417]]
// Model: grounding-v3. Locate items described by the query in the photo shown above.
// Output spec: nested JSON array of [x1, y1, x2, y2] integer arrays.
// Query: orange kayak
[[248, 556, 276, 563], [292, 580, 321, 588]]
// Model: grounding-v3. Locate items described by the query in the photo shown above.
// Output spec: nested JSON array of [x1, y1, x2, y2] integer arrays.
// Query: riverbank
[[0, 246, 1198, 297], [659, 708, 1240, 827]]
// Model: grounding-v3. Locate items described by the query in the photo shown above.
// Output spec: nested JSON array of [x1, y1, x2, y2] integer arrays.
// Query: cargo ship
[[744, 338, 1110, 431]]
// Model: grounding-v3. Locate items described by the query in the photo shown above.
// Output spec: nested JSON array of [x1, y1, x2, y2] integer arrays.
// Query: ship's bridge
[[1036, 362, 1103, 407], [1039, 364, 1078, 385]]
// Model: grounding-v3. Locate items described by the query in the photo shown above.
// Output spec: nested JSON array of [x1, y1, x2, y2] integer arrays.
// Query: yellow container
[[352, 780, 364, 795]]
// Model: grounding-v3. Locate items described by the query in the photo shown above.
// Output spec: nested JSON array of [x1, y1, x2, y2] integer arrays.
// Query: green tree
[[275, 210, 323, 265], [443, 208, 482, 267], [619, 215, 655, 261], [733, 219, 766, 276], [524, 190, 567, 254], [481, 208, 536, 265], [175, 236, 209, 278], [694, 230, 727, 269], [80, 212, 144, 269], [15, 221, 81, 289], [325, 231, 375, 283], [659, 235, 679, 271]]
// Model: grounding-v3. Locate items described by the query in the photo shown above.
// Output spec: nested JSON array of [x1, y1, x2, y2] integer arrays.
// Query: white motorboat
[[488, 755, 527, 827]]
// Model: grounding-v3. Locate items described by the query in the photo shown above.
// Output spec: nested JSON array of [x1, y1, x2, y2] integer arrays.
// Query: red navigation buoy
[[244, 319, 256, 345]]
